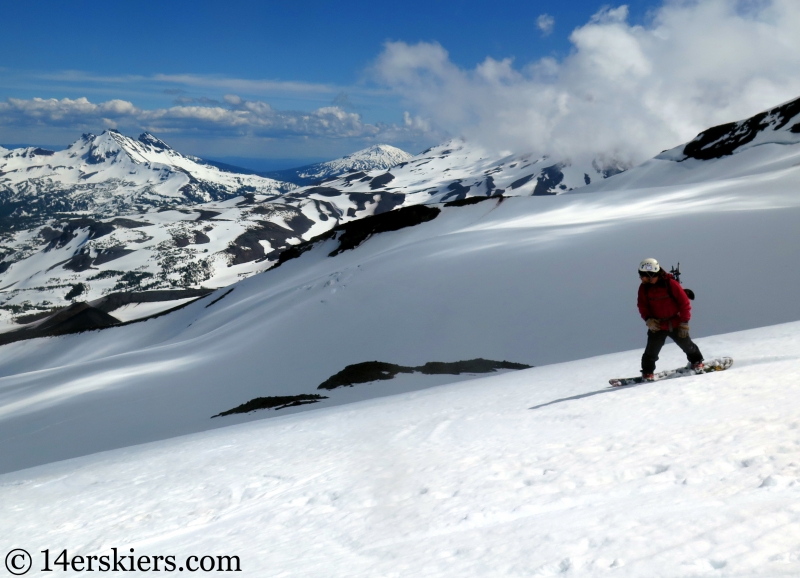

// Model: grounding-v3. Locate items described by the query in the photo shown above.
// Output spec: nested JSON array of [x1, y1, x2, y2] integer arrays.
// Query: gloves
[[646, 318, 661, 332], [678, 323, 690, 338]]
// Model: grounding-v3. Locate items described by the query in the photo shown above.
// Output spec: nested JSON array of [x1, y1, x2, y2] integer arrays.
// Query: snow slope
[[2, 321, 800, 577], [2, 140, 800, 473], [265, 144, 414, 185]]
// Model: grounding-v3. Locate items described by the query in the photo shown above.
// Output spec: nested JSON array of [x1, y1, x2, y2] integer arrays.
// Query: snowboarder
[[637, 258, 704, 380]]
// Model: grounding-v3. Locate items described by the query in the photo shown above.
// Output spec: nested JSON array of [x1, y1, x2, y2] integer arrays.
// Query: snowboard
[[609, 357, 733, 387]]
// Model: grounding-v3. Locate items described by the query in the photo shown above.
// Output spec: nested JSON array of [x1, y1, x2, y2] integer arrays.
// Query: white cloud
[[403, 111, 431, 132], [537, 14, 555, 36], [373, 0, 800, 164], [590, 5, 629, 24], [0, 95, 433, 144], [223, 94, 243, 106], [0, 97, 141, 127]]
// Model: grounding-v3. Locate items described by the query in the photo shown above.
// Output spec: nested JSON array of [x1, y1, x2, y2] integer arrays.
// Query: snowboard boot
[[641, 373, 655, 381], [689, 361, 704, 371]]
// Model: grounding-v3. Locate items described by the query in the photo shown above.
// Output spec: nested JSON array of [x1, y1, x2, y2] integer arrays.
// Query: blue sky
[[0, 0, 658, 166], [1, 1, 658, 89], [2, 1, 799, 170]]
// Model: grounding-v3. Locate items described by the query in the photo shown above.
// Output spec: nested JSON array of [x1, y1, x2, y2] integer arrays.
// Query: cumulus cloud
[[373, 0, 800, 164], [0, 97, 141, 127], [537, 14, 555, 36], [0, 94, 432, 143]]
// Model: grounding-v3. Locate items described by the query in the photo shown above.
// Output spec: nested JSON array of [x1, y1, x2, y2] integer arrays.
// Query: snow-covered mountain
[[4, 93, 799, 331], [0, 138, 624, 327], [586, 95, 800, 191], [3, 96, 800, 576], [0, 130, 295, 231], [264, 144, 413, 185]]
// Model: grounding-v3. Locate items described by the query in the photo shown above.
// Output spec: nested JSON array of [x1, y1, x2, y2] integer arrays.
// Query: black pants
[[642, 330, 703, 374]]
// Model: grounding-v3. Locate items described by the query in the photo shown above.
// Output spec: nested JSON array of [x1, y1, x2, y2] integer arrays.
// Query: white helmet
[[638, 258, 660, 274]]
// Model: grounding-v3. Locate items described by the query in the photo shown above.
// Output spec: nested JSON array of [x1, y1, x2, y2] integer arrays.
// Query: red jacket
[[637, 273, 691, 331]]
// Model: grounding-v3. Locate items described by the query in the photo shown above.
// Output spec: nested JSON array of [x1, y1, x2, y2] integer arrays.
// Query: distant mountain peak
[[77, 131, 187, 167], [339, 144, 408, 160], [266, 144, 414, 185], [312, 143, 412, 172], [0, 129, 295, 233]]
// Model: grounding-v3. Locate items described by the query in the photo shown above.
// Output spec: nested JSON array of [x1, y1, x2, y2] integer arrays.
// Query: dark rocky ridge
[[441, 181, 471, 202], [274, 204, 441, 268], [62, 246, 135, 272], [304, 186, 341, 197], [91, 288, 213, 313], [210, 358, 531, 418], [0, 302, 121, 346], [444, 195, 504, 207], [211, 394, 329, 418], [509, 174, 535, 190], [318, 359, 532, 390], [225, 210, 315, 265], [369, 172, 395, 190], [0, 289, 213, 347], [533, 164, 565, 195], [683, 96, 800, 160]]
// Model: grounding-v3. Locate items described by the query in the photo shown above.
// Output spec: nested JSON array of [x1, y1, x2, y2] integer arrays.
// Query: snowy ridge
[[584, 95, 800, 192], [674, 94, 800, 161], [298, 138, 627, 202], [267, 144, 413, 185]]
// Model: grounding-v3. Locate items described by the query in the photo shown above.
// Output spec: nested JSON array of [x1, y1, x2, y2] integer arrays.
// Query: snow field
[[3, 162, 800, 474], [2, 322, 800, 577]]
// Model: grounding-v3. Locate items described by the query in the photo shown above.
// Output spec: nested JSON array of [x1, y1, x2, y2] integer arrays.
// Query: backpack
[[669, 263, 695, 301]]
